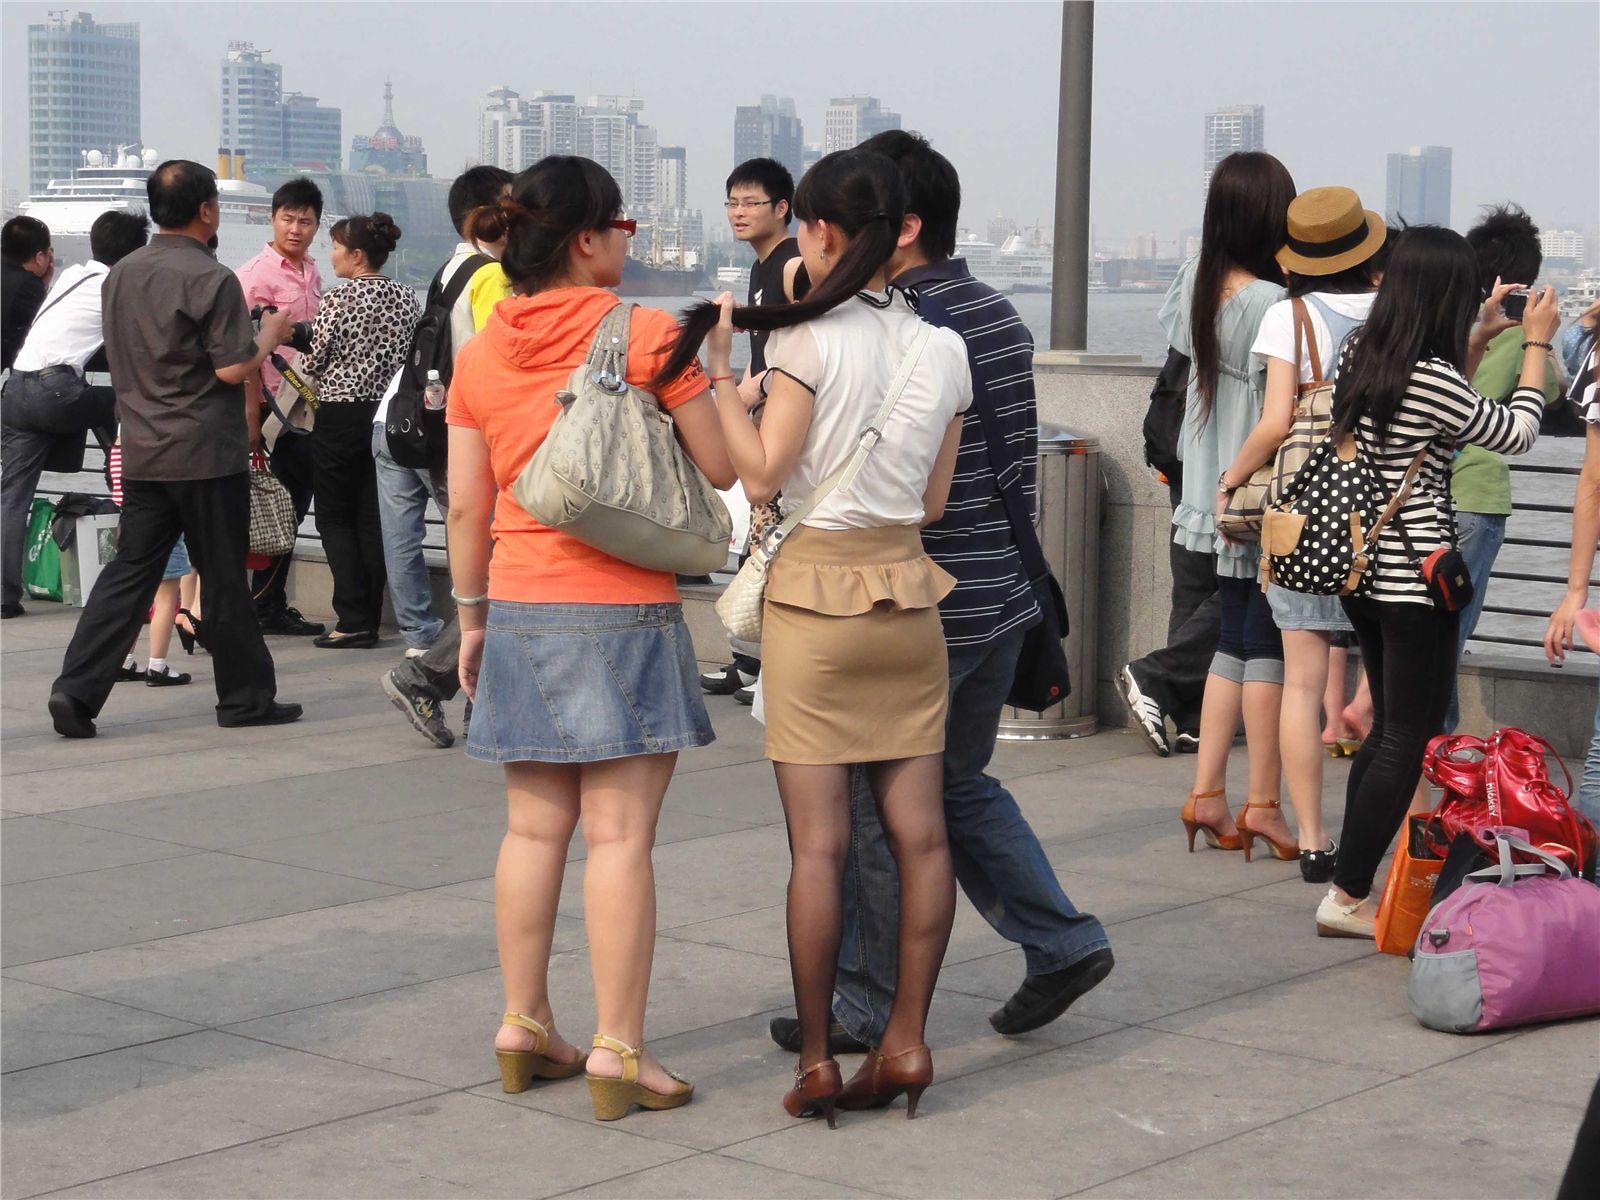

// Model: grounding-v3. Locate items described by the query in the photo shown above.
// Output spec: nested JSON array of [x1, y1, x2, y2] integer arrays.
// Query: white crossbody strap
[[762, 323, 933, 555]]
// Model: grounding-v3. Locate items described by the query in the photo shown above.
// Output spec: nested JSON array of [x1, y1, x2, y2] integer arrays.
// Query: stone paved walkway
[[2, 606, 1593, 1199]]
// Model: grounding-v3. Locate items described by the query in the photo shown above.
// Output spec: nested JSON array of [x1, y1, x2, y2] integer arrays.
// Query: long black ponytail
[[650, 149, 907, 388]]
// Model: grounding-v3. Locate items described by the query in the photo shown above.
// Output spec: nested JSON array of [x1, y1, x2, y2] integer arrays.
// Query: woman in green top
[[1159, 151, 1294, 855]]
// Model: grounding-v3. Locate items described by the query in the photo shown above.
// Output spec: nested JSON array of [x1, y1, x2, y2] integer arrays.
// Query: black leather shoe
[[734, 686, 755, 706], [259, 607, 326, 636], [114, 662, 144, 682], [313, 629, 378, 649], [768, 1016, 869, 1056], [146, 667, 192, 687], [218, 701, 303, 729], [1, 602, 24, 619], [700, 663, 756, 695], [989, 948, 1115, 1036], [48, 691, 96, 738]]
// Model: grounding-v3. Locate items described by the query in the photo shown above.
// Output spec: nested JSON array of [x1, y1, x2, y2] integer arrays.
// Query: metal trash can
[[998, 426, 1101, 740]]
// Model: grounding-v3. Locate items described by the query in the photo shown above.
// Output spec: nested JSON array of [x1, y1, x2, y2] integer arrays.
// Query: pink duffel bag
[[1409, 828, 1600, 1034]]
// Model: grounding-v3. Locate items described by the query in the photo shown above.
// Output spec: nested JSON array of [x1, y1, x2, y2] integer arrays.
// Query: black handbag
[[970, 374, 1072, 712], [1142, 345, 1190, 486]]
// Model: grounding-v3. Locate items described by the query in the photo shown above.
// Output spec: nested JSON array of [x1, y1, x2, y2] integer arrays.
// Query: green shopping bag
[[23, 498, 62, 601]]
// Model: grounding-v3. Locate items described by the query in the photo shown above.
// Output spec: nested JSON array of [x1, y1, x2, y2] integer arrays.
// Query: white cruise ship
[[19, 148, 334, 272], [950, 233, 1105, 295]]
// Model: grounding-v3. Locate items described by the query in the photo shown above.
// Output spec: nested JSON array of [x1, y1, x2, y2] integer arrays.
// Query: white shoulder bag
[[714, 323, 933, 643]]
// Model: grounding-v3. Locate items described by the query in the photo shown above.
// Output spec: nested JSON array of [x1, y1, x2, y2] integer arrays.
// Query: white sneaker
[[1116, 665, 1170, 757], [1315, 888, 1376, 939], [404, 647, 427, 659]]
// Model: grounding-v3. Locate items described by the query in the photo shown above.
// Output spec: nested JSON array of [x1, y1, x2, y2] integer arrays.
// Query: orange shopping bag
[[1373, 814, 1447, 956]]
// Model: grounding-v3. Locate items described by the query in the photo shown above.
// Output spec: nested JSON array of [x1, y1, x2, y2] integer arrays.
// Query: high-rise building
[[573, 96, 658, 213], [28, 11, 141, 192], [1202, 104, 1264, 201], [221, 42, 340, 176], [1539, 229, 1586, 268], [658, 147, 687, 210], [733, 95, 804, 180], [479, 86, 522, 165], [349, 80, 426, 176], [1386, 145, 1452, 228], [823, 96, 901, 155]]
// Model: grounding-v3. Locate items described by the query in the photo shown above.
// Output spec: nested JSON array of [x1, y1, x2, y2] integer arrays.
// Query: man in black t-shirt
[[1, 217, 54, 371], [700, 158, 810, 701]]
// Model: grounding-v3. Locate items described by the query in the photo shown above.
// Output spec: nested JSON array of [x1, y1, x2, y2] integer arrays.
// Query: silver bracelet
[[450, 589, 489, 607]]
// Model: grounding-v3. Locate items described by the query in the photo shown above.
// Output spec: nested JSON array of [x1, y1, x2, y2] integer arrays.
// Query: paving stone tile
[[1043, 814, 1308, 898], [937, 898, 1377, 1024], [1, 1029, 439, 1199], [8, 891, 543, 1026], [1405, 1016, 1600, 1111], [1070, 1065, 1583, 1199], [0, 816, 196, 883], [720, 1026, 1392, 1198], [47, 1092, 693, 1200], [1, 979, 199, 1074], [558, 1152, 885, 1198], [1, 852, 400, 967], [1146, 952, 1520, 1074], [663, 758, 786, 826]]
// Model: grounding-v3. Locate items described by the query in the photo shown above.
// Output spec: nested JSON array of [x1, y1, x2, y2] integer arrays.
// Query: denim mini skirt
[[1266, 583, 1353, 633], [465, 601, 714, 764], [162, 535, 190, 581]]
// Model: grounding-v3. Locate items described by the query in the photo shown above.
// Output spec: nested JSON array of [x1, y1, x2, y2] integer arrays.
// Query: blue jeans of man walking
[[371, 423, 446, 650], [832, 624, 1110, 1044]]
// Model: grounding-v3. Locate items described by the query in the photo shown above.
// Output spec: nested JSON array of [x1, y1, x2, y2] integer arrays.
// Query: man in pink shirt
[[235, 177, 325, 636]]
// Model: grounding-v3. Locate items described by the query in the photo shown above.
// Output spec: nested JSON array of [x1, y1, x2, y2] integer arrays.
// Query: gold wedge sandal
[[586, 1034, 694, 1121], [495, 1011, 587, 1093]]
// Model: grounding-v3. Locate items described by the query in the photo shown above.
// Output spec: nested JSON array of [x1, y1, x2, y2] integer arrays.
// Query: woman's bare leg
[[1282, 630, 1331, 852]]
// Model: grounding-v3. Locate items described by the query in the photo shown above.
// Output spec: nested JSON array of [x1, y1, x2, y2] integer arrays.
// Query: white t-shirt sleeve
[[765, 324, 822, 393], [948, 335, 974, 415], [1251, 298, 1329, 384]]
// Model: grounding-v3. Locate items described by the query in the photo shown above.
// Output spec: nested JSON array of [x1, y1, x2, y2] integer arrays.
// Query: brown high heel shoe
[[837, 1044, 933, 1119], [1180, 787, 1242, 852], [1237, 797, 1299, 862], [782, 1058, 843, 1129]]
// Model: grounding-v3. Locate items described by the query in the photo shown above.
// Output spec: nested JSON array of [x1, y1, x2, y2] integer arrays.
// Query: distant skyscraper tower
[[220, 42, 340, 177], [733, 96, 804, 180], [1386, 146, 1452, 228], [27, 11, 141, 192], [657, 146, 688, 210], [823, 96, 901, 155], [1202, 105, 1264, 202]]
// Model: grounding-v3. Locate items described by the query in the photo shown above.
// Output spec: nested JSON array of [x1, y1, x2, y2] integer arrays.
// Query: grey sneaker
[[1116, 665, 1170, 757], [381, 670, 454, 748]]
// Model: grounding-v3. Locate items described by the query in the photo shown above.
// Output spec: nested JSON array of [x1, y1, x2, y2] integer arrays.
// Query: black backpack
[[385, 253, 493, 469], [1142, 346, 1190, 486]]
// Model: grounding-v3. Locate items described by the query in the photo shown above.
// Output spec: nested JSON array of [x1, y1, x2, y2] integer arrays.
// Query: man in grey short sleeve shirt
[[47, 160, 303, 738]]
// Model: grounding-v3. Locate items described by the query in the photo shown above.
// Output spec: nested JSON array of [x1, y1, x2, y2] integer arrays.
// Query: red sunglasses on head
[[608, 218, 637, 237]]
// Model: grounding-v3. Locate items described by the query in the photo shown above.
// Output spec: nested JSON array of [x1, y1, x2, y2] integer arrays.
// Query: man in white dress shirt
[[0, 210, 150, 617]]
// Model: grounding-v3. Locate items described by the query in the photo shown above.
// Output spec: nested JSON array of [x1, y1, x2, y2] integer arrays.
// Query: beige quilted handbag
[[715, 325, 933, 643], [512, 304, 732, 574], [1218, 298, 1332, 543]]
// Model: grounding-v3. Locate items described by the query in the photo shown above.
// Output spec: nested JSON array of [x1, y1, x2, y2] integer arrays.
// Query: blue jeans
[[1446, 510, 1507, 731], [1580, 675, 1600, 826], [371, 423, 446, 650], [832, 624, 1111, 1044]]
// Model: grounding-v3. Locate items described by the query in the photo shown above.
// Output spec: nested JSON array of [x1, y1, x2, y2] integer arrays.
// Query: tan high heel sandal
[[586, 1034, 694, 1121], [1236, 797, 1299, 862], [1180, 787, 1242, 851], [495, 1011, 587, 1093]]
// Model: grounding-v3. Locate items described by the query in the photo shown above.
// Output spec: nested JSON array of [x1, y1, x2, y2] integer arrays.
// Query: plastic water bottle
[[423, 369, 446, 413]]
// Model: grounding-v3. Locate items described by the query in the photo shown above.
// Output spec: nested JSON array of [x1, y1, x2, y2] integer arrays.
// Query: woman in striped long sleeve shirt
[[1315, 225, 1559, 938]]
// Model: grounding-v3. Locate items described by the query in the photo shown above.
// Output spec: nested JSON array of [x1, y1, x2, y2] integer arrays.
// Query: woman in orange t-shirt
[[445, 157, 734, 1122]]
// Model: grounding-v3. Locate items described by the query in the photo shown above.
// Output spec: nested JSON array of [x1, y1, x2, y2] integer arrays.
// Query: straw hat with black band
[[1276, 186, 1387, 277]]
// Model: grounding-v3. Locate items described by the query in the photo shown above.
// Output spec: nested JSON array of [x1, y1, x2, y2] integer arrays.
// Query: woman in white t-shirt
[[655, 148, 969, 1127], [1219, 187, 1389, 884]]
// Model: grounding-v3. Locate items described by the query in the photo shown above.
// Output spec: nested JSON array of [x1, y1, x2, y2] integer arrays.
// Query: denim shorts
[[162, 535, 190, 581], [1266, 583, 1352, 633], [464, 601, 714, 764]]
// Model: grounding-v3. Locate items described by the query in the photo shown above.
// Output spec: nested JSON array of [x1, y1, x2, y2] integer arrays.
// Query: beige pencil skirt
[[760, 524, 955, 765]]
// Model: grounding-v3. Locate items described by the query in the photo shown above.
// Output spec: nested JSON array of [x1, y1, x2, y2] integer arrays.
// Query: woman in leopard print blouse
[[298, 212, 420, 647]]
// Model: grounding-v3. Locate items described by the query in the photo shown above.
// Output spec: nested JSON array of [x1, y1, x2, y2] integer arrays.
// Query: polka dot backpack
[[1260, 434, 1426, 597]]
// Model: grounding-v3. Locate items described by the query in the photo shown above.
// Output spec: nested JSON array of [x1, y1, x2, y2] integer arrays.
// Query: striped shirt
[[896, 259, 1041, 648], [1343, 352, 1542, 605]]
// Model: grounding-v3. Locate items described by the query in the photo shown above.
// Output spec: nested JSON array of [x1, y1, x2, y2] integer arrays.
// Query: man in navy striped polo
[[770, 132, 1113, 1055]]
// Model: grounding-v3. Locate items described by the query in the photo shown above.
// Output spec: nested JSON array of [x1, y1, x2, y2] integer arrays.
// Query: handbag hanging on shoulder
[[715, 325, 933, 644], [513, 304, 733, 576]]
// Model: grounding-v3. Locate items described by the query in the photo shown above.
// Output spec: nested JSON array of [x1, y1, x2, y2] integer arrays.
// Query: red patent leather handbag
[[1423, 729, 1598, 874]]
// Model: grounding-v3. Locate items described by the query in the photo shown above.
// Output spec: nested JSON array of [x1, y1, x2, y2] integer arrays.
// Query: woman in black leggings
[[1315, 226, 1559, 937]]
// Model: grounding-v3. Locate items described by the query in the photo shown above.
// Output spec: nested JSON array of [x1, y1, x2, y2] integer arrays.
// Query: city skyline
[[4, 3, 1596, 253]]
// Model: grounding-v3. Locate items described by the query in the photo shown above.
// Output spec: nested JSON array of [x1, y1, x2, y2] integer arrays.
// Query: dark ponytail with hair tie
[[649, 148, 908, 390], [498, 157, 624, 297]]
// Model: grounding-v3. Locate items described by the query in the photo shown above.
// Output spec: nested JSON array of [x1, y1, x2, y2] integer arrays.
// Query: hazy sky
[[4, 1, 1597, 249]]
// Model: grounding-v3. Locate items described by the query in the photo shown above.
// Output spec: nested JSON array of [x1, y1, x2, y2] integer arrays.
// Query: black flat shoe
[[146, 667, 192, 687], [218, 701, 303, 729], [1300, 841, 1338, 883], [989, 947, 1115, 1036], [313, 629, 378, 649], [48, 691, 96, 738], [114, 662, 144, 682], [768, 1016, 869, 1056]]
